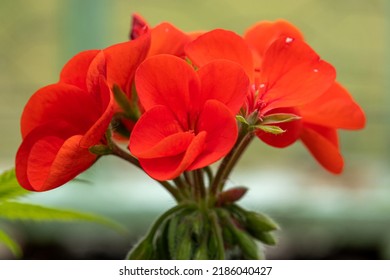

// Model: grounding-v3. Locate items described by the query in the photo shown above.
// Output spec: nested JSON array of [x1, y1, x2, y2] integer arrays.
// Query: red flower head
[[103, 14, 193, 139], [15, 51, 114, 191], [186, 20, 365, 173], [129, 55, 249, 180]]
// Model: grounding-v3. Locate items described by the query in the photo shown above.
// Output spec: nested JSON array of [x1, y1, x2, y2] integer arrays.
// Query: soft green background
[[0, 0, 388, 259]]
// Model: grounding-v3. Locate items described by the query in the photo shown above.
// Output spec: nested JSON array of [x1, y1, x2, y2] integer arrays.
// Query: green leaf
[[0, 201, 126, 234], [0, 169, 30, 201], [254, 125, 286, 135], [0, 228, 22, 258], [260, 113, 301, 125]]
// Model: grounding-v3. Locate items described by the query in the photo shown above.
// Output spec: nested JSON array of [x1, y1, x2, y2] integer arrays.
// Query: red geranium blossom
[[103, 14, 193, 138], [186, 20, 365, 173], [129, 55, 249, 180], [15, 51, 114, 191]]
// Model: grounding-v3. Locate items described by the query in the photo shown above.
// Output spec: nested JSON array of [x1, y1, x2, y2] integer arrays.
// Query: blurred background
[[0, 0, 388, 259]]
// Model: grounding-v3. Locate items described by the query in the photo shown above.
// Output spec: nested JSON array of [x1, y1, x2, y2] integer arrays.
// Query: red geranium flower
[[186, 20, 365, 173], [15, 50, 114, 191], [103, 14, 193, 138], [129, 55, 249, 180]]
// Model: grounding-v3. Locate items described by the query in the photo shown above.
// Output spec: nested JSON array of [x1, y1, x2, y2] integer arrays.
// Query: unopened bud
[[217, 187, 248, 206], [233, 229, 260, 260], [252, 231, 277, 246], [245, 211, 279, 232]]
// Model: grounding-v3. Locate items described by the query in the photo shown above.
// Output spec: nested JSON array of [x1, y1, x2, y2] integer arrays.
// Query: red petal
[[244, 20, 304, 59], [81, 79, 114, 147], [130, 13, 149, 40], [299, 82, 366, 129], [104, 32, 151, 95], [21, 84, 100, 138], [256, 107, 302, 148], [300, 124, 343, 174], [129, 105, 192, 158], [59, 50, 100, 91], [135, 55, 200, 129], [185, 29, 254, 80], [16, 122, 97, 191], [198, 60, 249, 114], [189, 100, 238, 170], [259, 37, 336, 113], [138, 131, 206, 181], [148, 22, 191, 57]]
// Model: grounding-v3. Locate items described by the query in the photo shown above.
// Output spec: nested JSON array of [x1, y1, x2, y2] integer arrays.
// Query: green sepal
[[254, 125, 285, 135], [260, 113, 301, 125], [236, 115, 249, 125], [112, 84, 140, 121], [89, 144, 112, 155]]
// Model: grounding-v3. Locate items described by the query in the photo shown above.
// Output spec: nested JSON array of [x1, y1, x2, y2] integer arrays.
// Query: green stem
[[194, 169, 206, 203], [210, 131, 254, 199], [110, 141, 182, 202], [204, 166, 214, 186], [173, 176, 191, 199]]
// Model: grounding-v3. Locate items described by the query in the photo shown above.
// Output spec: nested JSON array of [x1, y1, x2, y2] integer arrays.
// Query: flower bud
[[217, 187, 248, 206], [253, 231, 277, 246], [245, 211, 279, 232], [233, 228, 260, 260]]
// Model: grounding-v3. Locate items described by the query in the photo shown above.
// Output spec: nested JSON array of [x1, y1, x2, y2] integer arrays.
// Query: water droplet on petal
[[313, 68, 319, 73], [285, 37, 294, 44], [259, 83, 266, 88]]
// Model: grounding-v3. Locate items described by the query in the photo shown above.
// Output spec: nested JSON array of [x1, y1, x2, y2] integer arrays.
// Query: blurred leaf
[[0, 169, 30, 200], [0, 201, 126, 234], [0, 228, 22, 258]]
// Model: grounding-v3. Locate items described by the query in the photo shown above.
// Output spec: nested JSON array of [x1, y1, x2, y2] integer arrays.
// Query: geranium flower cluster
[[14, 14, 365, 259]]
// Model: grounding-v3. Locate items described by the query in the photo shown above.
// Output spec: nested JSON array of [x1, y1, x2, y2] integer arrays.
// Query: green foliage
[[0, 169, 125, 258], [0, 229, 22, 258], [0, 169, 29, 200]]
